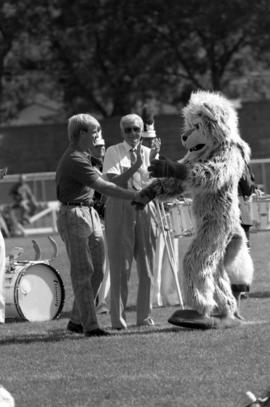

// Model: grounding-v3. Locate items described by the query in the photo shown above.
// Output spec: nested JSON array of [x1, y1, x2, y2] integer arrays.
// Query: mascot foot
[[234, 310, 245, 321], [168, 309, 242, 330]]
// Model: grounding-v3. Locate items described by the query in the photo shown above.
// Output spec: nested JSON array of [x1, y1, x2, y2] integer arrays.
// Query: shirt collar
[[123, 140, 140, 152]]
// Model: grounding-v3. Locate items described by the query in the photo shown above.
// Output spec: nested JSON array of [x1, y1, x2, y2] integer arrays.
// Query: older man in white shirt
[[103, 114, 157, 330]]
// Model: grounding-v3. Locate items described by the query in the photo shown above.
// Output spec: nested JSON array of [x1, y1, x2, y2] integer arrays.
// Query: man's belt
[[61, 202, 93, 207]]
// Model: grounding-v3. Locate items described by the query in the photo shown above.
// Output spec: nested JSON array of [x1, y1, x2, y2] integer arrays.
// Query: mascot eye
[[194, 123, 200, 130]]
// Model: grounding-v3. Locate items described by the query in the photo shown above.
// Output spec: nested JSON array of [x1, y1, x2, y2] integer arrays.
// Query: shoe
[[67, 321, 83, 334], [111, 319, 128, 330], [137, 317, 155, 327], [85, 328, 111, 337], [113, 326, 127, 331]]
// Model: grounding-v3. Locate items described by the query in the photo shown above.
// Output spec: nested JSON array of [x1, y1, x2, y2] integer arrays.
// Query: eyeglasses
[[124, 126, 141, 134]]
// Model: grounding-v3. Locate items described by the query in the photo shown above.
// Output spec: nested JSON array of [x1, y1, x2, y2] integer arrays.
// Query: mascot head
[[181, 90, 250, 162]]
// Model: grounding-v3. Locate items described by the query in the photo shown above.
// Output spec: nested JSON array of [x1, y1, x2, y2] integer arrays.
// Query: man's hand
[[131, 143, 143, 170], [148, 157, 187, 180], [131, 191, 151, 210]]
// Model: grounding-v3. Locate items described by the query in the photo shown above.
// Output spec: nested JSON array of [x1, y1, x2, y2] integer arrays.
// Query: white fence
[[0, 172, 57, 236], [17, 201, 59, 236]]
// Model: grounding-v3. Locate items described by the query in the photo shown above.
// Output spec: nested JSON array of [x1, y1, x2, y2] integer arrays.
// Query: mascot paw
[[131, 190, 153, 210], [148, 157, 188, 179], [168, 309, 242, 330], [234, 310, 246, 321]]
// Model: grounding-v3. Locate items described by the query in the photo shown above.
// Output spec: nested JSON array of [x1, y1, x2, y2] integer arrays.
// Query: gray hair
[[67, 113, 99, 143], [120, 114, 143, 133]]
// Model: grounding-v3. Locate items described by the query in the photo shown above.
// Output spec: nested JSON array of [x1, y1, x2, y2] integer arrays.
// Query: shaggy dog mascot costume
[[134, 90, 254, 329]]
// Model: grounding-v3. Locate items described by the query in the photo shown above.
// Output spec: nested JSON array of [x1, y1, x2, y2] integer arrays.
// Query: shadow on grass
[[0, 326, 182, 346], [5, 309, 71, 324], [249, 290, 270, 298], [57, 310, 71, 319]]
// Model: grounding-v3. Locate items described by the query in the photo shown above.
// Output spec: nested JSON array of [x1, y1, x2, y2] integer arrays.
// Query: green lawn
[[0, 231, 269, 407]]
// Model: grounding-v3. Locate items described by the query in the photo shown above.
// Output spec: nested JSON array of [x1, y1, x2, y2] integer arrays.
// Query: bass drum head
[[15, 263, 65, 322]]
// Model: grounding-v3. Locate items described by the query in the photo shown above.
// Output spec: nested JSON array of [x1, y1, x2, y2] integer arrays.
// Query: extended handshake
[[131, 156, 187, 209]]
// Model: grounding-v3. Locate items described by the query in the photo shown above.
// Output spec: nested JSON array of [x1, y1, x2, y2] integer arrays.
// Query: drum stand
[[155, 201, 184, 308]]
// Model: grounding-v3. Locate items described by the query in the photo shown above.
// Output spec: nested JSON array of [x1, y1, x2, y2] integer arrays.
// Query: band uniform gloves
[[148, 156, 188, 180]]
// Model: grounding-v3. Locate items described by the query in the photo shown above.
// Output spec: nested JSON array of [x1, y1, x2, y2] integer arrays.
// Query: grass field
[[0, 231, 270, 407]]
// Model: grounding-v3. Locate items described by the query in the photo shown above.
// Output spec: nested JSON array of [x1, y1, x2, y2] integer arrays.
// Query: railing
[[19, 201, 60, 236], [0, 158, 270, 236], [0, 172, 56, 203], [250, 159, 270, 193]]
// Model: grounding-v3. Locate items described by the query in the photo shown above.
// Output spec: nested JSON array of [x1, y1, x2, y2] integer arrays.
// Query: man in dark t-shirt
[[56, 113, 139, 337]]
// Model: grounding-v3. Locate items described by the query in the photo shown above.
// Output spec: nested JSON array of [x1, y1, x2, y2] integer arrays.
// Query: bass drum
[[5, 262, 65, 322]]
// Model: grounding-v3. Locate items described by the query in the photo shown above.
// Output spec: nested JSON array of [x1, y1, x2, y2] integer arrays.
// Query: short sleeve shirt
[[103, 141, 151, 189], [56, 147, 100, 204]]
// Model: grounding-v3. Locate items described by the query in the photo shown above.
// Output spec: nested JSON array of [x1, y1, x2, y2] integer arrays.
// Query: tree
[[2, 0, 270, 122], [46, 0, 163, 117], [0, 0, 61, 123], [140, 0, 270, 100]]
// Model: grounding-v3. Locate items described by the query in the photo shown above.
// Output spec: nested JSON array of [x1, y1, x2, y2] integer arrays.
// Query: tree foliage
[[1, 0, 270, 122]]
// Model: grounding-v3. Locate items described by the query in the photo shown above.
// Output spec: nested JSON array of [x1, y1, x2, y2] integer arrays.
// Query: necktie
[[130, 149, 141, 190]]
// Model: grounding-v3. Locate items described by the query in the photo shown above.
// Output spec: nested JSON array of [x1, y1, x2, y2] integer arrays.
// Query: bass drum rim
[[12, 262, 65, 322]]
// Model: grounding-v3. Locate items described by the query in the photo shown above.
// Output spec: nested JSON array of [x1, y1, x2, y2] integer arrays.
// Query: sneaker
[[137, 317, 155, 327], [85, 328, 111, 337], [67, 321, 83, 334]]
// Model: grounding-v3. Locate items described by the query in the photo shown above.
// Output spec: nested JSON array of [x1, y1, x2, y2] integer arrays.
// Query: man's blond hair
[[67, 113, 99, 143]]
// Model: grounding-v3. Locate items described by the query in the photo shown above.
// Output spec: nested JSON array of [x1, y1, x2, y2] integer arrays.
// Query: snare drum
[[167, 200, 195, 238], [5, 262, 65, 321], [250, 196, 270, 230]]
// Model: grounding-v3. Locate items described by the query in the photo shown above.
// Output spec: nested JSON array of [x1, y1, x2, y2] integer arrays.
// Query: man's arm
[[105, 162, 140, 186], [92, 176, 138, 201], [104, 143, 143, 187]]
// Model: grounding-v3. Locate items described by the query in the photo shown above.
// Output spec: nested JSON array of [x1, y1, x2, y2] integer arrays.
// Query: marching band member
[[0, 167, 7, 323], [90, 138, 110, 315], [141, 106, 182, 308]]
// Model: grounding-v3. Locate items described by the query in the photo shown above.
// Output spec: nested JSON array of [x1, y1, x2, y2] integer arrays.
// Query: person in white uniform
[[0, 167, 8, 323], [0, 230, 5, 323], [141, 105, 182, 307]]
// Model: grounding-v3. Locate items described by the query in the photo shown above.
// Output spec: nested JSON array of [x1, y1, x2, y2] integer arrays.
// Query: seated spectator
[[9, 174, 38, 224]]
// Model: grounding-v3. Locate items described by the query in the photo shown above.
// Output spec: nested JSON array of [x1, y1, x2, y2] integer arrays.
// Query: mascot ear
[[200, 103, 217, 124]]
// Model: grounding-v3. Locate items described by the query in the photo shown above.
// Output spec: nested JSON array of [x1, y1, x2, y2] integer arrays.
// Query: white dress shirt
[[103, 140, 152, 190]]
